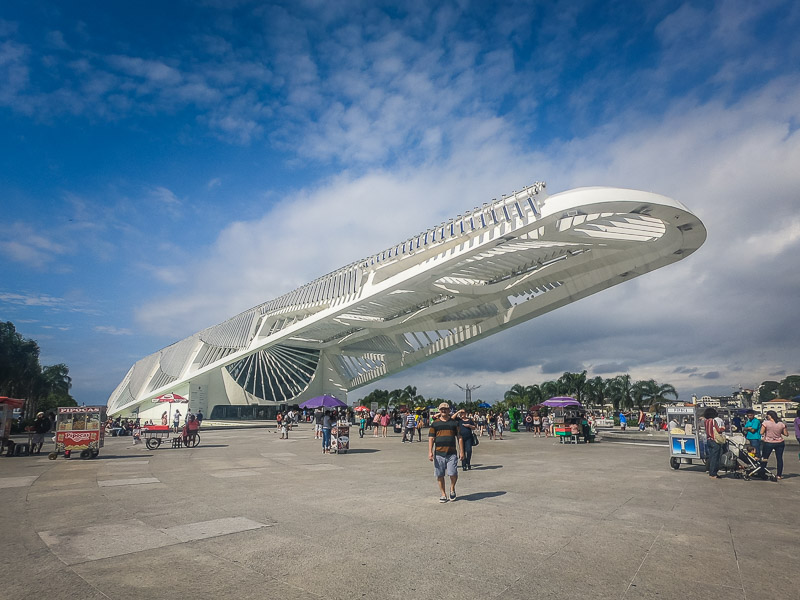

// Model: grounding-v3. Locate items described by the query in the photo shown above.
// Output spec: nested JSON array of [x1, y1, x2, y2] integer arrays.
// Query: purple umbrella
[[299, 395, 347, 409], [542, 397, 581, 408]]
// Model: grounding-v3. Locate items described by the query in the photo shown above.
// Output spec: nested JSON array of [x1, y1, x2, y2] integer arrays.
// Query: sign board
[[190, 384, 208, 416]]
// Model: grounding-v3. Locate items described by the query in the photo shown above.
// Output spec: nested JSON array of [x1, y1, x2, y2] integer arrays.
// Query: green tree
[[758, 381, 779, 402], [606, 374, 633, 412], [557, 371, 587, 404], [778, 375, 800, 400], [584, 376, 606, 410]]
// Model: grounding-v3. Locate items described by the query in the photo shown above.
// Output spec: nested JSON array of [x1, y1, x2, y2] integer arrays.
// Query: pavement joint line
[[622, 522, 664, 598], [97, 477, 161, 487]]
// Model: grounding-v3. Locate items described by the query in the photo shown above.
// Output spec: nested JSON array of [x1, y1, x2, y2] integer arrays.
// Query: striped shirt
[[428, 417, 461, 456]]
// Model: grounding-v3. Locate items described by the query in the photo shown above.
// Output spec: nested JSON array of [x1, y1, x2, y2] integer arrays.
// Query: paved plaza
[[1, 426, 797, 600]]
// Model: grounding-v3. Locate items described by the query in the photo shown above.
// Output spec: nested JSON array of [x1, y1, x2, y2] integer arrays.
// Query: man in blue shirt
[[743, 409, 762, 458]]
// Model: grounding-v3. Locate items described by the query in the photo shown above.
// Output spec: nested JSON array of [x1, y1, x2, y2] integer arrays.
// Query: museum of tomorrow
[[107, 183, 706, 420]]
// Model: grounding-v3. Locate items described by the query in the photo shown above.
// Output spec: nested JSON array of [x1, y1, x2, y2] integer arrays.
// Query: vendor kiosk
[[552, 406, 593, 443], [51, 405, 106, 459], [667, 405, 730, 470], [0, 397, 25, 454]]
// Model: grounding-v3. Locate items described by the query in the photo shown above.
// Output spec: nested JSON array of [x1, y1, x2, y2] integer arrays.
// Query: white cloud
[[95, 325, 133, 335], [0, 222, 69, 269], [133, 70, 800, 400]]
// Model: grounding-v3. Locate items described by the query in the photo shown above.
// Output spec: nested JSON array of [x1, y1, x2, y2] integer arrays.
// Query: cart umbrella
[[299, 395, 347, 409], [151, 393, 189, 423], [542, 397, 581, 408]]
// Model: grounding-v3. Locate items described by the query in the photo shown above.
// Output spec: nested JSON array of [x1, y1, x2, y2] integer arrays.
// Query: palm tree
[[606, 374, 633, 412], [540, 380, 561, 400], [584, 376, 606, 411], [503, 384, 529, 408], [525, 384, 544, 406], [557, 371, 587, 404]]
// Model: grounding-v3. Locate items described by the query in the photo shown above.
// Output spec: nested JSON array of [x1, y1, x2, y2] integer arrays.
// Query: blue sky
[[1, 0, 799, 405]]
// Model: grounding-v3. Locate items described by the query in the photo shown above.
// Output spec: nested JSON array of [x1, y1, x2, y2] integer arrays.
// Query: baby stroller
[[726, 434, 777, 481]]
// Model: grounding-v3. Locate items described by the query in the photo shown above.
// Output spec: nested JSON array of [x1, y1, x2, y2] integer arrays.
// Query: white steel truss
[[107, 184, 706, 416]]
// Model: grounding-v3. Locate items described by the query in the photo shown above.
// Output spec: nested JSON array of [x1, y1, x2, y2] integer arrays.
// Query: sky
[[1, 0, 799, 407]]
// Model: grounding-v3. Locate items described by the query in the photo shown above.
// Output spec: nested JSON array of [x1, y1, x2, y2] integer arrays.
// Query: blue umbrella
[[299, 395, 347, 409], [478, 402, 491, 408]]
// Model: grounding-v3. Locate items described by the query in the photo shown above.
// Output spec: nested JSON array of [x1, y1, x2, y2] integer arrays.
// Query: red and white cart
[[49, 406, 106, 460]]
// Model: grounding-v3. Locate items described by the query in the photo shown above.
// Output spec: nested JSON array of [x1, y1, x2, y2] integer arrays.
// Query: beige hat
[[37, 412, 45, 417], [437, 402, 450, 410]]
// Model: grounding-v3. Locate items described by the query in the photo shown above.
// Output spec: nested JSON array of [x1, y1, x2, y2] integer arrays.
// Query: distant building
[[752, 399, 798, 419]]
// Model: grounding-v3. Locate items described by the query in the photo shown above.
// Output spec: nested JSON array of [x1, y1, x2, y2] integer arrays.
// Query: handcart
[[49, 406, 106, 460], [667, 405, 730, 470], [141, 424, 200, 449]]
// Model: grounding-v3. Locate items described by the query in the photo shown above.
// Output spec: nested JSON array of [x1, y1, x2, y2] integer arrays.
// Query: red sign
[[56, 430, 100, 449]]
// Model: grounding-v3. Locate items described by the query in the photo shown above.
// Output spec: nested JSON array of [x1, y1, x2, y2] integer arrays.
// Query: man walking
[[428, 402, 464, 503]]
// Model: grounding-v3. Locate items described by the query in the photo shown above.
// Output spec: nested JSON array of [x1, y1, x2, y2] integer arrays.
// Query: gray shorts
[[433, 454, 459, 477], [31, 433, 45, 445]]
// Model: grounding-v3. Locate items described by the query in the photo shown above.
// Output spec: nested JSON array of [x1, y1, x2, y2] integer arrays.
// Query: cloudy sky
[[1, 0, 798, 406]]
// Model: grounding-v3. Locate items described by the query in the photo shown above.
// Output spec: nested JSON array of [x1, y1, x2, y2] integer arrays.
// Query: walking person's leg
[[774, 443, 784, 479]]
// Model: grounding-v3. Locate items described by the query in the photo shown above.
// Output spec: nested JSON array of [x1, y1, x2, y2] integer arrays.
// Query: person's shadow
[[455, 491, 507, 501], [469, 464, 503, 470]]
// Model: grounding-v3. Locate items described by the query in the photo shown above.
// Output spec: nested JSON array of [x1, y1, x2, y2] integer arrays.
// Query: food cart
[[50, 406, 106, 460], [1, 397, 25, 454], [667, 405, 730, 470]]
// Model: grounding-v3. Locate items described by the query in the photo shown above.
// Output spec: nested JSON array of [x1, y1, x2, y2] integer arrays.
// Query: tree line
[[502, 371, 677, 413], [0, 321, 76, 421], [357, 372, 679, 414]]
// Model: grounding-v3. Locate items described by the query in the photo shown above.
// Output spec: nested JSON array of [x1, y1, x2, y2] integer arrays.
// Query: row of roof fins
[[191, 181, 548, 346]]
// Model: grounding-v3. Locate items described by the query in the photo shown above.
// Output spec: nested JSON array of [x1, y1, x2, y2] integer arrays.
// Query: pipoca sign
[[56, 431, 99, 447]]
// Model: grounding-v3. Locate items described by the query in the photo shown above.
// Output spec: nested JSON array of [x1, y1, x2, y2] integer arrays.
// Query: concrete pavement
[[1, 425, 797, 600]]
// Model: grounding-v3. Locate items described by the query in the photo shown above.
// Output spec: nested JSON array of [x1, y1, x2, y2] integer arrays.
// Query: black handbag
[[472, 432, 479, 446]]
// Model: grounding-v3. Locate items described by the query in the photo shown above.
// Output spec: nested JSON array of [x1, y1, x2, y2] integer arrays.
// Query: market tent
[[299, 395, 347, 409]]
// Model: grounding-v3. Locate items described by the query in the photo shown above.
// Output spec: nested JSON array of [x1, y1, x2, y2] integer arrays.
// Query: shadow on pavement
[[95, 454, 155, 460], [470, 464, 503, 470], [455, 491, 507, 501], [345, 448, 380, 454]]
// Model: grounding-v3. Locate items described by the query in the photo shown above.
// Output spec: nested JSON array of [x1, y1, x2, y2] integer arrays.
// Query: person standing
[[455, 410, 476, 471], [380, 410, 390, 437], [403, 411, 417, 442], [161, 411, 168, 426], [173, 410, 181, 433], [619, 412, 627, 431], [760, 410, 787, 480], [428, 402, 464, 503], [322, 410, 333, 453], [196, 409, 203, 426], [743, 409, 762, 458], [703, 407, 726, 479], [31, 412, 51, 454], [794, 408, 800, 461], [313, 408, 323, 440]]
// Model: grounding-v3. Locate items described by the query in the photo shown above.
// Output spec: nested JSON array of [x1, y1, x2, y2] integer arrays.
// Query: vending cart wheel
[[91, 449, 99, 458], [79, 449, 92, 460], [146, 438, 161, 450], [669, 457, 681, 470], [48, 452, 58, 460]]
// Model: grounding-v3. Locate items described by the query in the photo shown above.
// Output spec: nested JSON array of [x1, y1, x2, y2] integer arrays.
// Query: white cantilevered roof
[[107, 183, 706, 415]]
